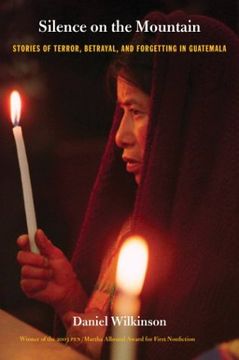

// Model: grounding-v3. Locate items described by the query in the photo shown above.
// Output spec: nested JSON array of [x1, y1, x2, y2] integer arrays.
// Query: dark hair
[[107, 25, 159, 97]]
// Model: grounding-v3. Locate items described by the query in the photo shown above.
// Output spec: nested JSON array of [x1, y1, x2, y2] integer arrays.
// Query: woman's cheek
[[137, 119, 149, 157]]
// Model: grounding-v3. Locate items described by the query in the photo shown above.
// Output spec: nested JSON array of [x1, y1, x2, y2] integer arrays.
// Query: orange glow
[[116, 236, 148, 296], [10, 90, 21, 126]]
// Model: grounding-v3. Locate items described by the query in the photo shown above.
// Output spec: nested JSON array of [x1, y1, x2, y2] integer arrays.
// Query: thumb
[[35, 229, 62, 259], [62, 311, 79, 329]]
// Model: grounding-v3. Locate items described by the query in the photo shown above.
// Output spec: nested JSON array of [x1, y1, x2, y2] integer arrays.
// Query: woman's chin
[[135, 173, 141, 185]]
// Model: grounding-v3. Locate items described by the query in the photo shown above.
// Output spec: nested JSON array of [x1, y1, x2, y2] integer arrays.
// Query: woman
[[17, 11, 239, 360]]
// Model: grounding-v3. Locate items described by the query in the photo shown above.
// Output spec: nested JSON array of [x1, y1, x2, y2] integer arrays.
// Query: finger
[[21, 265, 53, 280], [35, 229, 63, 259], [17, 251, 49, 268], [63, 311, 79, 328], [17, 235, 30, 251], [21, 279, 48, 294]]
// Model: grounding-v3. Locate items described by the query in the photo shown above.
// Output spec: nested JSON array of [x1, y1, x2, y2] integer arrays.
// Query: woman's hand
[[17, 229, 87, 317], [63, 311, 107, 360]]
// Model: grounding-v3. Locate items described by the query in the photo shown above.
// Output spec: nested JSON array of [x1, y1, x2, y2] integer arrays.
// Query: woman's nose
[[115, 113, 135, 149]]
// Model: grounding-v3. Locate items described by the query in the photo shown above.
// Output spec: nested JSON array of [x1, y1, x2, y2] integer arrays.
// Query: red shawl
[[72, 11, 239, 359]]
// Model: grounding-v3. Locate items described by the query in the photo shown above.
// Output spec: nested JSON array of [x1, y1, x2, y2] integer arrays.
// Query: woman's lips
[[126, 161, 141, 173], [123, 157, 141, 174]]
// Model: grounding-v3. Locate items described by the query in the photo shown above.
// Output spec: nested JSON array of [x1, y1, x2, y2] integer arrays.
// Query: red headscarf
[[72, 11, 239, 359]]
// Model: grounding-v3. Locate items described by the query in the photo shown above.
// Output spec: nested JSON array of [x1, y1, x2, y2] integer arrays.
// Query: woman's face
[[115, 76, 150, 184]]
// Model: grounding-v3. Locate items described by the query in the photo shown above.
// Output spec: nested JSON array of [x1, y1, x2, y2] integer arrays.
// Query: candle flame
[[10, 90, 21, 126], [116, 236, 148, 296]]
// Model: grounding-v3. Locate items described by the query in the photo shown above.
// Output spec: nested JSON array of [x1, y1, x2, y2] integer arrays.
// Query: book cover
[[0, 1, 239, 359]]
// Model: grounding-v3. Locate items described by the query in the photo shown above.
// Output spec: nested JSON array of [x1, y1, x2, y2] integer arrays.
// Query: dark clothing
[[72, 11, 239, 360]]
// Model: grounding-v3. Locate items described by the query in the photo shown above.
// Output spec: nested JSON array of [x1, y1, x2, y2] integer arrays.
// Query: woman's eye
[[130, 108, 141, 116]]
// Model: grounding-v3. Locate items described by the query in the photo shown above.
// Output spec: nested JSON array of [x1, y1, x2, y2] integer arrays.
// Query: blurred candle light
[[10, 90, 39, 253], [111, 236, 148, 360]]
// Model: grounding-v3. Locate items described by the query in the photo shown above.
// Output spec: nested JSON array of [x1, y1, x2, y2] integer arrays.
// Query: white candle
[[10, 91, 39, 254], [111, 236, 148, 360]]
